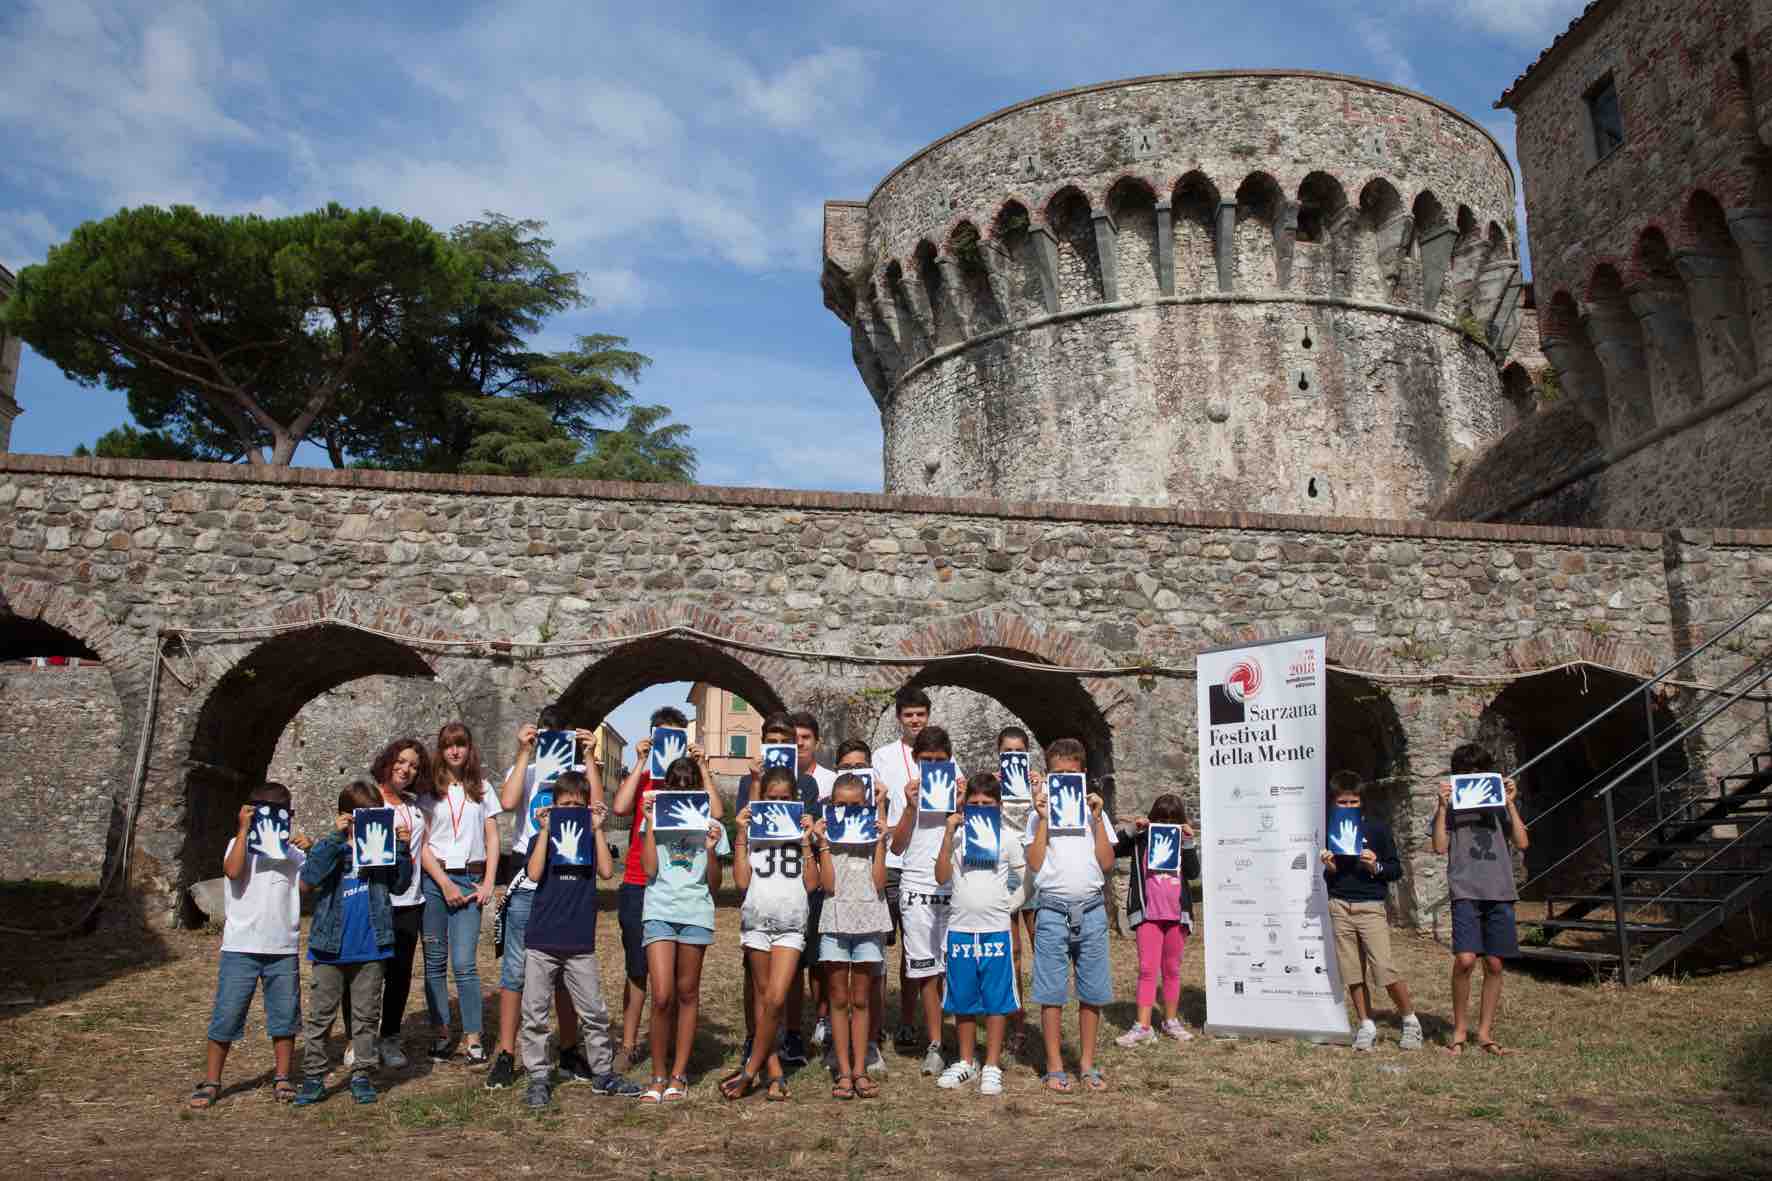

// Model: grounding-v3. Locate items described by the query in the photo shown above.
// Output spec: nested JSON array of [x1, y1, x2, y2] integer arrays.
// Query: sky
[[1, 0, 1590, 484]]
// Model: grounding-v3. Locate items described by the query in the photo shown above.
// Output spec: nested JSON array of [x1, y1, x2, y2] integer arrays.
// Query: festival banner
[[1198, 633, 1349, 1044]]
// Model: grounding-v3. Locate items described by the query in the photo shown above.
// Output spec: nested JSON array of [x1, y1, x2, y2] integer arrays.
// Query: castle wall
[[0, 663, 119, 880]]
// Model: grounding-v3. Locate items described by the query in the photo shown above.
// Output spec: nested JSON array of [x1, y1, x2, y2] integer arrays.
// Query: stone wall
[[0, 663, 122, 880], [822, 71, 1525, 518], [0, 455, 1741, 927]]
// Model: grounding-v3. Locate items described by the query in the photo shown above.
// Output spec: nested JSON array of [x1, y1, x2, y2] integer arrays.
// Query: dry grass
[[4, 884, 1772, 1180]]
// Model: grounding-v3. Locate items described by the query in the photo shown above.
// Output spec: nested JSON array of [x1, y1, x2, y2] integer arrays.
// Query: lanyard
[[445, 782, 468, 840]]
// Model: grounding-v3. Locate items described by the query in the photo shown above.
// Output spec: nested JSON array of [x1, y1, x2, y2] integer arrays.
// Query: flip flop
[[765, 1075, 789, 1102], [1446, 1038, 1468, 1057], [188, 1081, 221, 1110], [272, 1074, 297, 1103], [1478, 1041, 1515, 1057], [852, 1074, 879, 1099], [718, 1068, 757, 1101], [1041, 1071, 1074, 1093], [1081, 1068, 1107, 1092]]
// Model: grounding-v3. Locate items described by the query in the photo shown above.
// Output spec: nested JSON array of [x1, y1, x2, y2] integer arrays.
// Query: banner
[[1198, 633, 1349, 1044]]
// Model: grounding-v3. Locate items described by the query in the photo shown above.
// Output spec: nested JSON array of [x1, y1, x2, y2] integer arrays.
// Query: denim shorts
[[1451, 898, 1519, 959], [1030, 898, 1112, 1007], [642, 919, 714, 947], [207, 950, 301, 1042], [818, 932, 885, 964], [499, 886, 535, 991]]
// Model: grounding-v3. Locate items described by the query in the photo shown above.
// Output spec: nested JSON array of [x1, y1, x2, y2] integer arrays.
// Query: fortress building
[[822, 71, 1534, 518]]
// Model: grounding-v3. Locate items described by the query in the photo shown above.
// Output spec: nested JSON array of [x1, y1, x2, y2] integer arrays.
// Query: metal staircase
[[1502, 595, 1772, 983]]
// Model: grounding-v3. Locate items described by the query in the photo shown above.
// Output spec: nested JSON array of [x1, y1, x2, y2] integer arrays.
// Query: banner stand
[[1198, 632, 1351, 1045]]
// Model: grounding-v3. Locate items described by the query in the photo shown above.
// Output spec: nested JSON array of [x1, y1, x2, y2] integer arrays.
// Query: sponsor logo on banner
[[1208, 657, 1264, 726]]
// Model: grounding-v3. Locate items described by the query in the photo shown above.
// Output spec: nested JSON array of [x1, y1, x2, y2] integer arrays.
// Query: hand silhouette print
[[1148, 828, 1178, 870], [357, 821, 391, 865], [922, 768, 955, 809], [667, 798, 709, 829], [1051, 787, 1085, 831], [835, 811, 875, 843], [654, 733, 687, 770], [253, 816, 287, 859], [1001, 761, 1031, 799], [551, 819, 584, 862], [965, 812, 1000, 856], [1330, 817, 1361, 856], [531, 736, 574, 786], [761, 807, 801, 840]]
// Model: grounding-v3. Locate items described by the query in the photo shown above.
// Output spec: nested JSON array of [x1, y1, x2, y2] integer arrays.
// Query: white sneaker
[[811, 1017, 830, 1049], [936, 1059, 978, 1089], [979, 1064, 1004, 1096], [379, 1036, 410, 1069], [342, 1045, 355, 1070], [1398, 1017, 1423, 1052], [1352, 1020, 1377, 1052], [921, 1042, 946, 1076], [865, 1042, 889, 1077]]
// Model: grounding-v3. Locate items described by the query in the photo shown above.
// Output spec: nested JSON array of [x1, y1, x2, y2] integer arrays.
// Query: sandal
[[1041, 1071, 1074, 1093], [1478, 1041, 1515, 1057], [1081, 1068, 1107, 1091], [1446, 1038, 1468, 1057], [663, 1074, 689, 1101], [641, 1076, 668, 1103], [831, 1074, 856, 1101], [765, 1075, 788, 1102], [718, 1068, 757, 1101], [272, 1074, 297, 1103], [188, 1081, 221, 1110], [852, 1073, 879, 1099]]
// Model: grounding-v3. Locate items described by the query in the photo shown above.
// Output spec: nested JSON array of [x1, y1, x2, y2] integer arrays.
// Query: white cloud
[[0, 210, 60, 273], [1425, 0, 1592, 47], [1356, 18, 1421, 91], [736, 47, 872, 131], [581, 268, 662, 313]]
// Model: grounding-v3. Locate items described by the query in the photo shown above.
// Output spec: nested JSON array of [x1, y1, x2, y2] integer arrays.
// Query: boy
[[294, 781, 416, 1106], [735, 712, 823, 1067], [1319, 769, 1421, 1052], [610, 705, 695, 1071], [520, 772, 643, 1108], [933, 772, 1017, 1096], [870, 686, 935, 1052], [189, 783, 312, 1109], [996, 725, 1042, 1061], [789, 710, 836, 1056], [1024, 738, 1114, 1092], [485, 708, 600, 1089], [1433, 743, 1528, 1057], [890, 724, 960, 1076]]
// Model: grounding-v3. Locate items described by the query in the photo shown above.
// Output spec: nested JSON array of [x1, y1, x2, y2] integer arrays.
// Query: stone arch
[[0, 576, 142, 675], [1448, 205, 1484, 315], [884, 259, 931, 364], [1233, 171, 1285, 290], [989, 199, 1046, 321], [1630, 227, 1705, 419], [1296, 172, 1352, 297], [1324, 670, 1415, 916], [1172, 171, 1221, 294], [1411, 189, 1453, 312], [1500, 361, 1536, 426], [1357, 177, 1410, 303], [914, 239, 962, 349], [1044, 185, 1105, 308], [946, 219, 1004, 331], [1681, 189, 1761, 390], [1107, 176, 1162, 302], [1541, 289, 1611, 443], [1584, 263, 1658, 441]]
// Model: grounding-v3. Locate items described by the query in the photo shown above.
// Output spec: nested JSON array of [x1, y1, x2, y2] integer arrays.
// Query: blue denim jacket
[[300, 831, 414, 957]]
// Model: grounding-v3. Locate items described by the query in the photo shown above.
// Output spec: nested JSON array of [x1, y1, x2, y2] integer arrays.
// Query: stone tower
[[0, 264, 20, 452], [822, 71, 1526, 516]]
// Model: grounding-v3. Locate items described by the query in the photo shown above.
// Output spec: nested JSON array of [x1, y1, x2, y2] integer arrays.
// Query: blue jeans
[[207, 950, 301, 1042], [421, 873, 485, 1035], [500, 886, 535, 991], [1030, 897, 1113, 1007]]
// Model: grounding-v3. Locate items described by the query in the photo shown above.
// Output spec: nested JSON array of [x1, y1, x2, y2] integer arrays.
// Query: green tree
[[561, 404, 697, 483], [4, 203, 469, 465], [450, 398, 696, 483], [72, 424, 230, 461], [456, 396, 581, 476]]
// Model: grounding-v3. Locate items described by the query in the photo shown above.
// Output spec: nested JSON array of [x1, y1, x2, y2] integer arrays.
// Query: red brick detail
[[0, 576, 140, 674]]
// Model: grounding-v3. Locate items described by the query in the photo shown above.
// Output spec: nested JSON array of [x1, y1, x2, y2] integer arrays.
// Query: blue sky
[[2, 0, 1588, 488]]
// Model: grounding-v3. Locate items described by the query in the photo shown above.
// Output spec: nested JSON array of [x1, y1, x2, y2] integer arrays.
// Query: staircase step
[[1640, 842, 1756, 852], [1621, 867, 1764, 877], [1548, 894, 1716, 908], [1535, 917, 1681, 935], [1517, 945, 1620, 967]]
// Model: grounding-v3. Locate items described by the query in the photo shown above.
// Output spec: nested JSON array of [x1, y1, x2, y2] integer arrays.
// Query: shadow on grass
[[0, 879, 170, 1016], [1729, 1022, 1772, 1103]]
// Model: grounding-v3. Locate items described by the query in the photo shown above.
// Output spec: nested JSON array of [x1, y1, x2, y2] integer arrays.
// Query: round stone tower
[[821, 71, 1527, 516]]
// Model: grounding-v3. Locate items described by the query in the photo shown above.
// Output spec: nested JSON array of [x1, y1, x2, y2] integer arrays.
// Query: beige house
[[587, 721, 626, 789], [686, 682, 762, 786]]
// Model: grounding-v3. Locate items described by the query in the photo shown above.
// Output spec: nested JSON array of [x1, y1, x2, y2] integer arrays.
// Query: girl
[[418, 721, 501, 1064], [814, 770, 890, 1098], [356, 738, 430, 1070], [1113, 793, 1201, 1047], [639, 752, 727, 1102], [722, 765, 819, 1102]]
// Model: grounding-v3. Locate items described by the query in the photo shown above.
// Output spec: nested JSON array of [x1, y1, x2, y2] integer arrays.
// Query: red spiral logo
[[1225, 658, 1263, 702]]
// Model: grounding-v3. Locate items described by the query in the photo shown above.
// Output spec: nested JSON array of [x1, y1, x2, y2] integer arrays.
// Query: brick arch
[[1502, 630, 1662, 680], [1101, 172, 1159, 214], [0, 576, 144, 674], [1203, 624, 1401, 677]]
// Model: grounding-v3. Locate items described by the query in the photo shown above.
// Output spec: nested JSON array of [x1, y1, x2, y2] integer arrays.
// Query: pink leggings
[[1135, 920, 1188, 1011]]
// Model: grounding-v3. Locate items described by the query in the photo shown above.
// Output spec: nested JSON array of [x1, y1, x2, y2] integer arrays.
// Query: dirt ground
[[3, 881, 1771, 1180]]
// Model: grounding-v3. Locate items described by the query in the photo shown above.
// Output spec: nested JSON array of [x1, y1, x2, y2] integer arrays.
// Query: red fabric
[[621, 772, 656, 885]]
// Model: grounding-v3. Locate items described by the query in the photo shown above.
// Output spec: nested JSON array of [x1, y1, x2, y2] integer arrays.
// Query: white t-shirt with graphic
[[1023, 809, 1114, 903], [423, 780, 503, 870], [380, 793, 427, 909], [221, 837, 306, 955], [871, 741, 962, 883], [741, 840, 812, 935], [947, 841, 1013, 935]]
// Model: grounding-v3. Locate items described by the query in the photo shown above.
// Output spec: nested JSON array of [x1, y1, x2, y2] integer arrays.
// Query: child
[[1434, 743, 1528, 1057], [814, 769, 891, 1098], [871, 686, 934, 1050], [1112, 793, 1201, 1047], [1320, 770, 1421, 1052], [1024, 738, 1115, 1093], [640, 751, 728, 1101], [723, 765, 819, 1101], [933, 772, 1017, 1096], [996, 725, 1043, 1061], [294, 781, 416, 1106], [890, 724, 961, 1077], [189, 782, 313, 1109], [831, 738, 892, 1079], [789, 710, 836, 1060], [519, 772, 643, 1108], [419, 720, 501, 1064]]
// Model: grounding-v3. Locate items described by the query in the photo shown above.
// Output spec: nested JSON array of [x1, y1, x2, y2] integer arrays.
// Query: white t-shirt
[[947, 842, 1013, 935], [810, 763, 838, 802], [871, 741, 963, 880], [1023, 810, 1114, 902], [221, 837, 306, 955], [423, 780, 503, 870], [379, 793, 427, 908], [500, 763, 548, 891], [740, 840, 812, 935]]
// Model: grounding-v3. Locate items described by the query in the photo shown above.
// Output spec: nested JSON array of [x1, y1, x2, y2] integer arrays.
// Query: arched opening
[[1411, 189, 1452, 312], [1448, 206, 1484, 316], [183, 625, 439, 924], [1541, 289, 1611, 442], [1172, 171, 1220, 294], [884, 259, 930, 364], [1108, 177, 1162, 302], [1296, 172, 1351, 296], [947, 219, 1004, 331], [1233, 172, 1284, 289], [1585, 264, 1657, 441], [1325, 672, 1415, 919], [1358, 177, 1408, 303], [914, 239, 962, 349], [1500, 361, 1536, 427], [990, 200, 1044, 322], [1045, 186, 1105, 308], [1682, 190, 1759, 393], [1632, 227, 1704, 419], [0, 616, 118, 884]]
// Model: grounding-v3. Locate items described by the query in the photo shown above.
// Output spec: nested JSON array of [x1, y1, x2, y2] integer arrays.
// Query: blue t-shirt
[[310, 872, 388, 964], [527, 863, 600, 956], [642, 827, 732, 930]]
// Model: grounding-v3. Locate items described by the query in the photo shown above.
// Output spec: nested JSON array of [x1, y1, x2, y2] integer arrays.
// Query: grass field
[[3, 882, 1771, 1179]]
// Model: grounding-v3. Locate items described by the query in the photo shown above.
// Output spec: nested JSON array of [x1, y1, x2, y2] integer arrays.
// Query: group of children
[[192, 687, 1531, 1110]]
